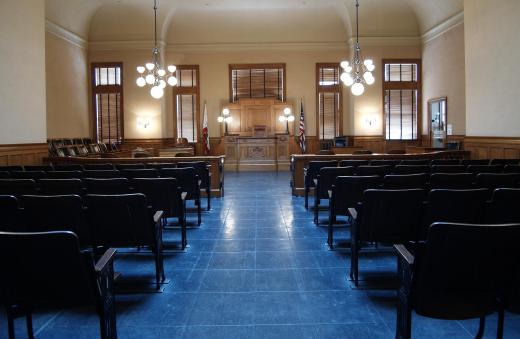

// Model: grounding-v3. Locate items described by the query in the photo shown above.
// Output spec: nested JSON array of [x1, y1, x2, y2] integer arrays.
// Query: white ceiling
[[45, 0, 463, 42]]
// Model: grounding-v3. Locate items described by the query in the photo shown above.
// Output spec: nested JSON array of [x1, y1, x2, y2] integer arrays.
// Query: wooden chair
[[349, 189, 426, 286], [314, 167, 355, 224], [0, 195, 20, 232], [160, 167, 201, 225], [38, 178, 84, 195], [84, 178, 130, 195], [383, 174, 429, 189], [303, 160, 338, 209], [0, 231, 117, 339], [395, 222, 520, 339], [133, 178, 187, 249], [327, 175, 383, 248], [177, 161, 212, 210], [85, 193, 165, 289], [21, 194, 91, 248], [429, 173, 475, 189], [392, 165, 430, 175]]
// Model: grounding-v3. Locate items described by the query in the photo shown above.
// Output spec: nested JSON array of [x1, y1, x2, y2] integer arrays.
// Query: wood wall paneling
[[0, 143, 49, 165], [464, 137, 520, 159]]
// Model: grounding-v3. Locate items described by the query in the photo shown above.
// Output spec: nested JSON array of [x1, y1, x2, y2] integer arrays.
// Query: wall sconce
[[278, 107, 295, 134], [137, 117, 151, 129], [364, 116, 377, 127], [218, 108, 232, 135]]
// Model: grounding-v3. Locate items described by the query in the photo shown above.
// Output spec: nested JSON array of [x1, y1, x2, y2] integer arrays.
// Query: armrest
[[348, 207, 357, 220], [198, 179, 202, 186], [95, 248, 117, 273], [181, 192, 187, 200], [313, 179, 318, 186], [328, 190, 332, 199], [153, 210, 164, 223], [394, 244, 414, 266]]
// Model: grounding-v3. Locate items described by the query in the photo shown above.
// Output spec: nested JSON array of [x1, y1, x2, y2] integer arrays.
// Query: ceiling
[[45, 0, 463, 42]]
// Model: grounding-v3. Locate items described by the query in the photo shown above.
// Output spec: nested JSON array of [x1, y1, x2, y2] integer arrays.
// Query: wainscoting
[[0, 143, 49, 165], [464, 137, 520, 159]]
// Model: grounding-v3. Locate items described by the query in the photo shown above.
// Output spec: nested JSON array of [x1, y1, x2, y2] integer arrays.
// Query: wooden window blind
[[91, 63, 123, 143], [174, 65, 200, 143], [316, 63, 342, 140], [229, 64, 285, 102], [383, 60, 421, 141]]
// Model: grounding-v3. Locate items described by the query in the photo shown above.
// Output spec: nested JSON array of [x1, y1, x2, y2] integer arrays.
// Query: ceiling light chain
[[136, 0, 177, 99], [340, 0, 375, 96]]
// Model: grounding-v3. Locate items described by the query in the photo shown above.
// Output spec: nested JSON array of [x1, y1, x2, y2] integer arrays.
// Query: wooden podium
[[222, 98, 293, 171]]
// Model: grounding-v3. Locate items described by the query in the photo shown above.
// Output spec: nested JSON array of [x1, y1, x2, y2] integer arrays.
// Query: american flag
[[202, 102, 210, 155], [298, 100, 306, 154]]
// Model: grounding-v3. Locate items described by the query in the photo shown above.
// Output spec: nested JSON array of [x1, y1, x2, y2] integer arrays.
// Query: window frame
[[228, 63, 286, 103], [173, 65, 200, 143], [90, 62, 124, 143], [315, 63, 343, 140], [382, 59, 422, 141]]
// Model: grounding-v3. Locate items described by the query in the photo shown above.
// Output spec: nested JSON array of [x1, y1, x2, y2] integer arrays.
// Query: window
[[229, 63, 285, 102], [316, 63, 342, 140], [173, 65, 200, 143], [383, 60, 421, 140], [91, 63, 123, 143]]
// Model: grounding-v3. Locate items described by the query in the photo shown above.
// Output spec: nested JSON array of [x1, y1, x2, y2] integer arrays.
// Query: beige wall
[[46, 32, 90, 138], [0, 0, 47, 144], [465, 0, 520, 137], [422, 23, 466, 136]]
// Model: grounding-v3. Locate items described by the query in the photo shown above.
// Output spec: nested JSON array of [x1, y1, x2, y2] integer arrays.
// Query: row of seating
[[48, 138, 119, 157], [0, 161, 201, 172]]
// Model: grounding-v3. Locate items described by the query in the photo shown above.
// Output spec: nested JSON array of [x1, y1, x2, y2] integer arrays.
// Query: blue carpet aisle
[[2, 171, 520, 338]]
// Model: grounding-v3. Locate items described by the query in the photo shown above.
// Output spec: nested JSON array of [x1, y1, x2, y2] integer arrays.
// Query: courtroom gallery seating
[[467, 164, 503, 174], [461, 159, 491, 166], [160, 167, 202, 225], [53, 164, 84, 171], [0, 195, 20, 232], [0, 171, 10, 179], [303, 160, 338, 209], [84, 178, 131, 195], [476, 173, 520, 194], [46, 170, 84, 179], [83, 163, 115, 170], [339, 159, 369, 167], [383, 174, 429, 189], [355, 165, 391, 176], [38, 178, 84, 195], [83, 169, 122, 179], [0, 166, 23, 172], [400, 159, 430, 165], [0, 231, 117, 339], [504, 165, 520, 173], [429, 173, 475, 189], [177, 161, 212, 210], [429, 159, 460, 165], [11, 170, 47, 180], [395, 222, 520, 339], [23, 165, 53, 172], [430, 165, 466, 173], [487, 188, 520, 223], [121, 168, 159, 179], [0, 179, 37, 198], [115, 163, 146, 170], [392, 165, 430, 175], [313, 166, 355, 224]]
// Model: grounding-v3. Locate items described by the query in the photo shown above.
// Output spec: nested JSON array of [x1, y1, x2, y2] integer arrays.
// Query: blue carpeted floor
[[2, 171, 520, 338]]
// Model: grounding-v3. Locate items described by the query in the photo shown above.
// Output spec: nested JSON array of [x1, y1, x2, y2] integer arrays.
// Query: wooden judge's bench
[[222, 98, 294, 171]]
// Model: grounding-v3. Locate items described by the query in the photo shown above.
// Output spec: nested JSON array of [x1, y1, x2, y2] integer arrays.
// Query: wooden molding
[[0, 143, 48, 166]]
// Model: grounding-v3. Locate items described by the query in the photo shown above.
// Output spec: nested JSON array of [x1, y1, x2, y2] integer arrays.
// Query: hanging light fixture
[[136, 0, 177, 99], [340, 0, 375, 96]]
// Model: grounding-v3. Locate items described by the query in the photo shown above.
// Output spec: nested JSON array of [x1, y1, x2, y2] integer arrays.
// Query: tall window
[[174, 65, 199, 142], [316, 63, 342, 140], [229, 63, 285, 103], [91, 63, 123, 143], [383, 60, 421, 140]]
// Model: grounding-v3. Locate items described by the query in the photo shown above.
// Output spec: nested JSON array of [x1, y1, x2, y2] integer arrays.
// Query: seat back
[[487, 188, 520, 224], [355, 165, 391, 176], [476, 173, 520, 191], [466, 164, 503, 175], [132, 178, 183, 218], [115, 163, 145, 170], [0, 179, 37, 197], [121, 169, 159, 179], [339, 160, 369, 167], [24, 165, 53, 171], [400, 159, 430, 165], [146, 162, 177, 170], [490, 159, 519, 166], [0, 195, 20, 232], [0, 165, 23, 172], [413, 222, 520, 319], [305, 161, 338, 186], [331, 175, 383, 215], [316, 167, 355, 198], [430, 159, 460, 165], [83, 170, 122, 179], [38, 179, 84, 195], [461, 159, 490, 166], [11, 170, 47, 180], [357, 189, 425, 242], [504, 165, 520, 174], [383, 174, 429, 189], [430, 165, 466, 173], [53, 164, 84, 171], [85, 193, 153, 248], [84, 178, 130, 194], [393, 165, 430, 175], [177, 161, 210, 188], [0, 231, 95, 306], [159, 167, 198, 199], [21, 195, 90, 247], [0, 171, 10, 179], [83, 163, 114, 170], [369, 160, 401, 167], [47, 170, 83, 179], [429, 173, 474, 189]]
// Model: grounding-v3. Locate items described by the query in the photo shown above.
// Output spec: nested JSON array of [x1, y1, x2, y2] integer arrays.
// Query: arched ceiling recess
[[44, 0, 463, 43]]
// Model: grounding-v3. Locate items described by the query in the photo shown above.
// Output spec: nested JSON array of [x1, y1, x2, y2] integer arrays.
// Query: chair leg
[[207, 187, 211, 211], [181, 201, 187, 250], [350, 240, 359, 286], [395, 289, 412, 339], [497, 310, 504, 339], [304, 186, 309, 209], [314, 199, 319, 224], [197, 197, 202, 225], [327, 210, 334, 249], [7, 307, 15, 339], [475, 316, 485, 339], [26, 311, 34, 339]]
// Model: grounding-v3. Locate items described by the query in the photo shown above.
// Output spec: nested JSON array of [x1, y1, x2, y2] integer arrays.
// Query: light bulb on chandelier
[[340, 0, 375, 96], [136, 0, 177, 99]]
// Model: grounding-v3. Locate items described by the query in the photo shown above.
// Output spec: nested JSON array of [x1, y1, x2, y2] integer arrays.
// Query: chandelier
[[136, 0, 177, 99], [340, 0, 375, 96]]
